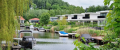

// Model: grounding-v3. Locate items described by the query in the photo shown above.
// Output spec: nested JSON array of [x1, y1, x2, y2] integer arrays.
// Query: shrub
[[68, 22, 75, 25], [67, 28, 76, 33], [59, 26, 65, 30], [52, 21, 58, 26], [43, 26, 51, 29], [35, 23, 40, 27], [24, 22, 30, 26], [54, 27, 59, 31], [77, 28, 102, 36], [89, 29, 94, 34]]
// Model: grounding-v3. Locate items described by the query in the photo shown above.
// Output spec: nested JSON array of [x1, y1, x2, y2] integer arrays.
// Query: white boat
[[39, 30, 45, 32], [30, 25, 34, 31], [59, 31, 68, 37], [38, 27, 45, 32]]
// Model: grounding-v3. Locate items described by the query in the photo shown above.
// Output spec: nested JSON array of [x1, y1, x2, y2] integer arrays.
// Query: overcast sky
[[62, 0, 104, 9]]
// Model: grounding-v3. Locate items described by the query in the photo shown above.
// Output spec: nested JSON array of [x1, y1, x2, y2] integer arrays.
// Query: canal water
[[21, 32, 76, 50]]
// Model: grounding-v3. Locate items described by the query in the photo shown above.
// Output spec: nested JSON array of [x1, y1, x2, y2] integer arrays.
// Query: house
[[29, 18, 39, 23], [50, 17, 58, 21], [20, 17, 25, 23], [55, 10, 109, 26]]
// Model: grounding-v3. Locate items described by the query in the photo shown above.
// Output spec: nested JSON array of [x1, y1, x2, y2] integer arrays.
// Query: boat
[[30, 25, 34, 31], [59, 31, 68, 37], [38, 27, 45, 32]]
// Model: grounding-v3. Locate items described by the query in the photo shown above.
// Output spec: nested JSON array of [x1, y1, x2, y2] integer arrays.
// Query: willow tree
[[0, 0, 30, 50]]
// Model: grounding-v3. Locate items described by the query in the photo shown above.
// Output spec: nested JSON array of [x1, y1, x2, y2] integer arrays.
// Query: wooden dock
[[45, 29, 50, 32], [92, 36, 105, 45], [68, 33, 77, 38], [54, 31, 59, 34]]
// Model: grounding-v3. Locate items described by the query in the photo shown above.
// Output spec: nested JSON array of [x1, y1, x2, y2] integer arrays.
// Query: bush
[[43, 26, 51, 29], [24, 22, 30, 26], [68, 22, 75, 25], [54, 27, 59, 31], [77, 28, 103, 36], [89, 29, 94, 34], [59, 26, 65, 30], [67, 28, 76, 33], [35, 23, 40, 27], [52, 21, 58, 26]]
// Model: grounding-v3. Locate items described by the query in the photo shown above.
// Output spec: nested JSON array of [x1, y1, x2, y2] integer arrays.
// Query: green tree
[[0, 0, 30, 50], [100, 0, 120, 49], [39, 13, 50, 25], [87, 5, 96, 12], [23, 9, 48, 21], [95, 5, 102, 11], [46, 2, 51, 10], [31, 3, 37, 9]]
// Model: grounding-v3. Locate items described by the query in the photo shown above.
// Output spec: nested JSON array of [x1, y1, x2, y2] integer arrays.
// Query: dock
[[68, 33, 77, 38], [55, 31, 59, 34], [92, 36, 105, 45], [45, 29, 50, 32]]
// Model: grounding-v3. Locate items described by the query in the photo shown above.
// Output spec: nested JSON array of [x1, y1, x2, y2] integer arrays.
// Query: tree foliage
[[23, 9, 48, 21], [100, 0, 120, 49], [0, 0, 30, 50], [87, 5, 110, 12], [39, 13, 50, 25]]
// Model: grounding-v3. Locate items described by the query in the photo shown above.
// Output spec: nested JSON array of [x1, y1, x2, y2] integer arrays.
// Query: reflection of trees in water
[[21, 32, 60, 39], [21, 33, 31, 38], [33, 33, 39, 38]]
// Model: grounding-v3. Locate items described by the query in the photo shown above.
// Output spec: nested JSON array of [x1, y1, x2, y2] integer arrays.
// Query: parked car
[[80, 34, 94, 44], [19, 36, 36, 49]]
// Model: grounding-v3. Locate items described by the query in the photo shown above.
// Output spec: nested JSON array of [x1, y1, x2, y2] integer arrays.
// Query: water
[[20, 31, 76, 50]]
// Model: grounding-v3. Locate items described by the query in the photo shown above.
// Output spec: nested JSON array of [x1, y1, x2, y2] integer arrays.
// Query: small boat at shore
[[59, 31, 68, 37], [38, 27, 45, 32]]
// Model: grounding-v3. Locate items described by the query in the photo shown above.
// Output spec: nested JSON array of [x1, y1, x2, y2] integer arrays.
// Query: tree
[[46, 2, 51, 10], [95, 5, 102, 11], [57, 17, 68, 30], [0, 0, 30, 50], [87, 5, 96, 12], [23, 9, 48, 21], [39, 13, 50, 25], [31, 3, 37, 9], [100, 0, 120, 49]]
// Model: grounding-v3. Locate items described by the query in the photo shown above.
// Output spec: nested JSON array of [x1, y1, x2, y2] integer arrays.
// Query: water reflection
[[21, 32, 75, 50]]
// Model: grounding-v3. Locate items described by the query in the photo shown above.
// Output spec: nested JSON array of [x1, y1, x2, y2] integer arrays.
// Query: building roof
[[29, 18, 39, 20], [20, 17, 25, 20]]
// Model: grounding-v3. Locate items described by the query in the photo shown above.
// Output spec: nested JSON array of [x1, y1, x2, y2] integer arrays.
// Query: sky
[[62, 0, 105, 9]]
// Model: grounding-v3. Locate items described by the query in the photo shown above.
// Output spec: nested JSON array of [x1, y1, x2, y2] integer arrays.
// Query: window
[[31, 20, 39, 23], [83, 14, 90, 19], [100, 13, 107, 16], [72, 15, 77, 19], [65, 16, 68, 19], [20, 20, 24, 23], [99, 20, 105, 26]]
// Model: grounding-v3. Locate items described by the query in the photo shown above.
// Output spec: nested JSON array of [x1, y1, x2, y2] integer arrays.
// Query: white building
[[50, 17, 58, 21], [55, 10, 109, 26], [20, 16, 25, 23]]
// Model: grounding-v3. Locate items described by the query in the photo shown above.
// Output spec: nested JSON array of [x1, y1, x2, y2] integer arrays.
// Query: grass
[[72, 27, 79, 29], [76, 28, 107, 36], [0, 47, 1, 50]]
